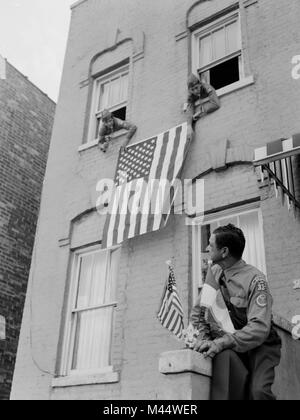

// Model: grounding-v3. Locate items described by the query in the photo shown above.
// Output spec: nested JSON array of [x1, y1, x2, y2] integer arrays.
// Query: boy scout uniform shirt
[[98, 117, 136, 143], [190, 260, 275, 353], [187, 81, 220, 118]]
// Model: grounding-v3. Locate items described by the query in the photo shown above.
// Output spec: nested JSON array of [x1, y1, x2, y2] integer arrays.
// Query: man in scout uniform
[[98, 109, 137, 153], [186, 73, 220, 140], [190, 224, 281, 400]]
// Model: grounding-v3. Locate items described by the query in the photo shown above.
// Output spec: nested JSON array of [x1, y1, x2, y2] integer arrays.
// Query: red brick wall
[[0, 61, 55, 399]]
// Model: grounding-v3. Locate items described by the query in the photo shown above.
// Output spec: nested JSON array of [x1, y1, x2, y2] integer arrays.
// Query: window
[[62, 246, 120, 375], [192, 10, 243, 90], [192, 208, 266, 300], [88, 65, 129, 142]]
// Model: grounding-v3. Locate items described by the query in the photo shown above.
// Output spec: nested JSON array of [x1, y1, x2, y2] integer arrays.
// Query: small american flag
[[157, 263, 184, 339], [101, 123, 189, 249]]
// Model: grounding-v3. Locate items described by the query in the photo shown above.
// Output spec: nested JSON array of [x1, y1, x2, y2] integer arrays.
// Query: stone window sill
[[78, 129, 127, 152], [52, 368, 119, 388], [187, 76, 255, 113]]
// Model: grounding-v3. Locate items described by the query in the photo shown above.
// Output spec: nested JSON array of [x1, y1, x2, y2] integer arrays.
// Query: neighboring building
[[0, 55, 55, 399], [11, 0, 300, 400]]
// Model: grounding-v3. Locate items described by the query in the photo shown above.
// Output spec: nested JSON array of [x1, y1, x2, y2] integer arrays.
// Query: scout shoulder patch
[[256, 293, 268, 308], [252, 275, 268, 292]]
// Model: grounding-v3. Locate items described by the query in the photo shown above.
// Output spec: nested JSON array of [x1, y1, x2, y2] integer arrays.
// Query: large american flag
[[101, 123, 189, 249], [157, 264, 184, 339]]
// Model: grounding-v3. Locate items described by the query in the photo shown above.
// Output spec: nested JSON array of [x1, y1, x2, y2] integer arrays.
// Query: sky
[[0, 0, 74, 102]]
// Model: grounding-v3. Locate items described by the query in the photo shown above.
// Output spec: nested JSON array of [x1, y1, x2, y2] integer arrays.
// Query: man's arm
[[193, 81, 221, 121], [113, 118, 137, 147], [212, 275, 273, 354], [98, 124, 108, 144]]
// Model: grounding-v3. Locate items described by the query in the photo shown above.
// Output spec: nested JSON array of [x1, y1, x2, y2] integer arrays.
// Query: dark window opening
[[95, 118, 101, 139], [205, 56, 240, 90], [95, 106, 127, 139], [112, 106, 126, 122]]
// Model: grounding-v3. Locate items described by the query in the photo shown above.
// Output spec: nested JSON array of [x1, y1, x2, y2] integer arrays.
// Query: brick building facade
[[0, 56, 55, 399], [11, 0, 300, 400]]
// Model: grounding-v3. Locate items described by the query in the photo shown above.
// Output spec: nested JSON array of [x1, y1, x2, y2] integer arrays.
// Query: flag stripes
[[254, 133, 300, 210], [101, 123, 189, 249]]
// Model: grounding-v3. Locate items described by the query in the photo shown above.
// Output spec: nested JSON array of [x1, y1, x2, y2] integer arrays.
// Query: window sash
[[193, 11, 241, 75], [192, 208, 266, 301], [87, 66, 129, 143], [69, 305, 114, 372], [96, 71, 128, 113], [61, 246, 120, 375]]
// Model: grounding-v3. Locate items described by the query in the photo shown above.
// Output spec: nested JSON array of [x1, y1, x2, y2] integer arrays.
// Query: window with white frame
[[61, 246, 120, 375], [192, 9, 243, 91], [192, 207, 266, 300], [88, 65, 129, 142]]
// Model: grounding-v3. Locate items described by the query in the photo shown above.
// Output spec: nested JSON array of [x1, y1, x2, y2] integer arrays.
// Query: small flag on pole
[[157, 261, 184, 339], [200, 264, 235, 334]]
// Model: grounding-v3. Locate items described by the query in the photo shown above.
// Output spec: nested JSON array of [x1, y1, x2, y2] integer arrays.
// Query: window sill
[[78, 129, 127, 152], [52, 369, 119, 388], [216, 75, 254, 98]]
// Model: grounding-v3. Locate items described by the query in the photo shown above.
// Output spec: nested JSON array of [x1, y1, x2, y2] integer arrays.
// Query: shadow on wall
[[273, 325, 300, 400]]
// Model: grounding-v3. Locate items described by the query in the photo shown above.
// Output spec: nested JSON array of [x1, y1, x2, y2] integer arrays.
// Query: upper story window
[[192, 10, 243, 91], [88, 65, 129, 143], [61, 246, 120, 375]]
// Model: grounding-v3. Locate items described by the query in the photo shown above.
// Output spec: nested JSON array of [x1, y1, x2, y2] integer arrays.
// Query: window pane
[[71, 306, 113, 370], [99, 81, 110, 111], [76, 251, 107, 309], [209, 56, 240, 90], [119, 73, 128, 104], [218, 216, 238, 227], [239, 212, 265, 273], [226, 20, 239, 54], [199, 34, 212, 67], [76, 254, 93, 309], [109, 77, 122, 107], [212, 27, 226, 61], [89, 251, 108, 307], [95, 117, 101, 139]]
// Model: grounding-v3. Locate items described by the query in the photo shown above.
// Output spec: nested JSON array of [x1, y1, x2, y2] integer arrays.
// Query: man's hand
[[192, 339, 210, 352], [193, 339, 223, 358]]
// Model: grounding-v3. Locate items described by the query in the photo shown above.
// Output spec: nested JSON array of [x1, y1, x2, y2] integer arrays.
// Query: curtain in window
[[98, 73, 128, 112], [198, 18, 239, 68], [72, 306, 113, 370], [70, 249, 120, 371], [198, 211, 266, 288], [239, 212, 265, 274]]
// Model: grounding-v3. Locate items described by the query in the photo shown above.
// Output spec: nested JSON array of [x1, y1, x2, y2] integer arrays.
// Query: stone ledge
[[52, 370, 119, 388], [159, 349, 212, 377], [273, 313, 294, 335]]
